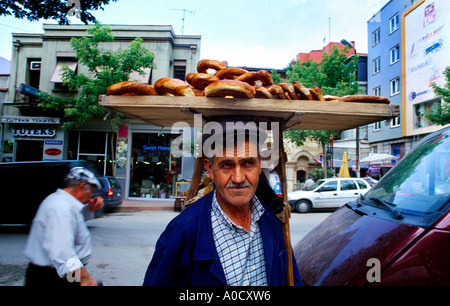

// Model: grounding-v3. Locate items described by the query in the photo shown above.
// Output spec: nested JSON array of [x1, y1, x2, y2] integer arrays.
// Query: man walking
[[24, 167, 104, 286]]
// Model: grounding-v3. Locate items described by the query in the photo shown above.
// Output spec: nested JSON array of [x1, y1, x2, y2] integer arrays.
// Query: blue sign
[[143, 145, 171, 151]]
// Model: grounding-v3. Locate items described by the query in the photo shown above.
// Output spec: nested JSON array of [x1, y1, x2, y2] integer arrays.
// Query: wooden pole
[[274, 121, 294, 286], [184, 156, 205, 203]]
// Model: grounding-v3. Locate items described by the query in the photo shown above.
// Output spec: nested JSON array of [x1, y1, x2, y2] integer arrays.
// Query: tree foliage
[[286, 45, 360, 96], [270, 68, 283, 84], [427, 66, 450, 125], [0, 0, 117, 24], [283, 46, 359, 177], [38, 24, 155, 131]]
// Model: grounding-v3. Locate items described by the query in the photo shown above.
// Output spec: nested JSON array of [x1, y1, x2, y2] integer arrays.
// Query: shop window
[[129, 132, 182, 199], [67, 131, 114, 176]]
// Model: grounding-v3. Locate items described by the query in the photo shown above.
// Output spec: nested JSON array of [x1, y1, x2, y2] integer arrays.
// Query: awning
[[51, 60, 78, 83]]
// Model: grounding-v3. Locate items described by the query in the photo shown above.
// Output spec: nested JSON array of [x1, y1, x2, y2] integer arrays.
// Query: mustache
[[226, 181, 251, 188]]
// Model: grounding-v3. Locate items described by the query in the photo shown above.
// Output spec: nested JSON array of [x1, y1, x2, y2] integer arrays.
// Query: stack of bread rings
[[106, 59, 390, 103]]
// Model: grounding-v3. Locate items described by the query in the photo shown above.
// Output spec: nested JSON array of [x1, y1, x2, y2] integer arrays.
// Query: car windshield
[[364, 128, 450, 216]]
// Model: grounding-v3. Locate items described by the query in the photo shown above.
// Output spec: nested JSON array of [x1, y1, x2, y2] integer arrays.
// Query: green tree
[[284, 45, 358, 177], [0, 0, 117, 24], [286, 45, 359, 96], [426, 66, 450, 125], [286, 59, 324, 88], [39, 23, 155, 131], [270, 69, 283, 84]]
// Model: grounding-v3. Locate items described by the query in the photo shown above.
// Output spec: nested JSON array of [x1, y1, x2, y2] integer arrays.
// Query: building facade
[[2, 24, 201, 201]]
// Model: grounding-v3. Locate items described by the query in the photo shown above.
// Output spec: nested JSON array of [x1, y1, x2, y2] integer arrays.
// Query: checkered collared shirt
[[211, 191, 268, 286]]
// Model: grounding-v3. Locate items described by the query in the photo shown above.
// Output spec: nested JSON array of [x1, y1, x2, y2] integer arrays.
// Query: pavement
[[116, 199, 176, 212]]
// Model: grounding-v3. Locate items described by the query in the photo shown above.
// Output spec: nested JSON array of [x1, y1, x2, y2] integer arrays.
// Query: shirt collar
[[212, 190, 265, 232], [56, 188, 86, 210]]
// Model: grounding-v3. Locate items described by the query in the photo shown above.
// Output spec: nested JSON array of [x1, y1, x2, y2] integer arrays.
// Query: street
[[0, 209, 331, 286]]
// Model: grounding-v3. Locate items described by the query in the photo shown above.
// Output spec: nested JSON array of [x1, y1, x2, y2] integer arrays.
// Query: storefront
[[123, 123, 195, 200], [1, 116, 65, 162], [129, 132, 181, 199], [1, 115, 194, 201]]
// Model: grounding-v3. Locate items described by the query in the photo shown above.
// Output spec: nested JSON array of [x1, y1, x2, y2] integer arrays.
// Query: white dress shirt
[[24, 189, 93, 278]]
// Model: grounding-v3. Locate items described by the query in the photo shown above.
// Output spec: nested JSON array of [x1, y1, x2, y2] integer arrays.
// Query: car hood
[[288, 190, 314, 199], [293, 205, 424, 286]]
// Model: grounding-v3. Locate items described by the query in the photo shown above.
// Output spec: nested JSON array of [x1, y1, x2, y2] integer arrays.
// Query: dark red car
[[294, 126, 450, 286]]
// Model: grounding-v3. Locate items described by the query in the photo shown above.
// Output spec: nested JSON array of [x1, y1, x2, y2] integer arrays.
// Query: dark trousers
[[25, 263, 80, 287]]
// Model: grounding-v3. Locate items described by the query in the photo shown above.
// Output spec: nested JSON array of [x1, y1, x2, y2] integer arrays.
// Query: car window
[[356, 179, 368, 189], [340, 180, 357, 190], [98, 179, 105, 188], [320, 180, 337, 192], [365, 128, 450, 215], [108, 177, 121, 189]]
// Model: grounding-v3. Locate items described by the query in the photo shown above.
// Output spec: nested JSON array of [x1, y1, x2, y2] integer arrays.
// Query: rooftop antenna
[[170, 8, 195, 35]]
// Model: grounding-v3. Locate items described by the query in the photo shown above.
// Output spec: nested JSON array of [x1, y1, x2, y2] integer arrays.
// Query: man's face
[[79, 183, 96, 204], [204, 140, 262, 208]]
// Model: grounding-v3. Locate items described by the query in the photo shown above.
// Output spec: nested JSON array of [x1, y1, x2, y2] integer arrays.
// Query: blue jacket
[[143, 191, 302, 286]]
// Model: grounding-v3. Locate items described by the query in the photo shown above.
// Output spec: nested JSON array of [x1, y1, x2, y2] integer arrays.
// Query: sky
[[0, 0, 390, 69]]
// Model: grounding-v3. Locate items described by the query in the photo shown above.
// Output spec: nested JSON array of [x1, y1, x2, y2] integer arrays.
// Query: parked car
[[363, 176, 378, 187], [0, 160, 99, 225], [288, 177, 371, 213], [93, 176, 123, 210], [294, 126, 450, 285]]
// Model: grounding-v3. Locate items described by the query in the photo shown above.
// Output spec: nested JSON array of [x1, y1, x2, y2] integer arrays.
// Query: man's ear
[[203, 158, 215, 181]]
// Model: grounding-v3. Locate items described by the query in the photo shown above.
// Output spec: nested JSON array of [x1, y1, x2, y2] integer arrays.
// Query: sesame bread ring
[[154, 78, 195, 97], [214, 67, 248, 80], [185, 73, 219, 90], [197, 59, 227, 73], [204, 80, 256, 99], [106, 81, 157, 96]]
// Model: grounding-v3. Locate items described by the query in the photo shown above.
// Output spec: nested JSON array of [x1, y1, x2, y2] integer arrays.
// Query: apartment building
[[367, 0, 449, 158]]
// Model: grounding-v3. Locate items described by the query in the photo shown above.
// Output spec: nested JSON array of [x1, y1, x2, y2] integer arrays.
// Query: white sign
[[403, 0, 450, 136], [2, 117, 60, 124]]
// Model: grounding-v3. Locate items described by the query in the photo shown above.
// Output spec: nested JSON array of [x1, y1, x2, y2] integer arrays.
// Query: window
[[320, 180, 337, 192], [373, 121, 381, 131], [372, 28, 380, 46], [129, 132, 182, 199], [51, 53, 78, 91], [68, 131, 115, 176], [373, 86, 381, 96], [391, 77, 400, 96], [391, 116, 400, 128], [356, 180, 368, 190], [27, 58, 41, 89], [390, 13, 400, 33], [174, 60, 186, 80], [390, 45, 400, 64], [340, 180, 357, 191], [373, 57, 381, 74], [391, 143, 403, 160], [51, 53, 78, 83]]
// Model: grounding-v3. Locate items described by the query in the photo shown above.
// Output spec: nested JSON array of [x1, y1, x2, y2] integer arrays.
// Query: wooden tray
[[99, 95, 399, 131]]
